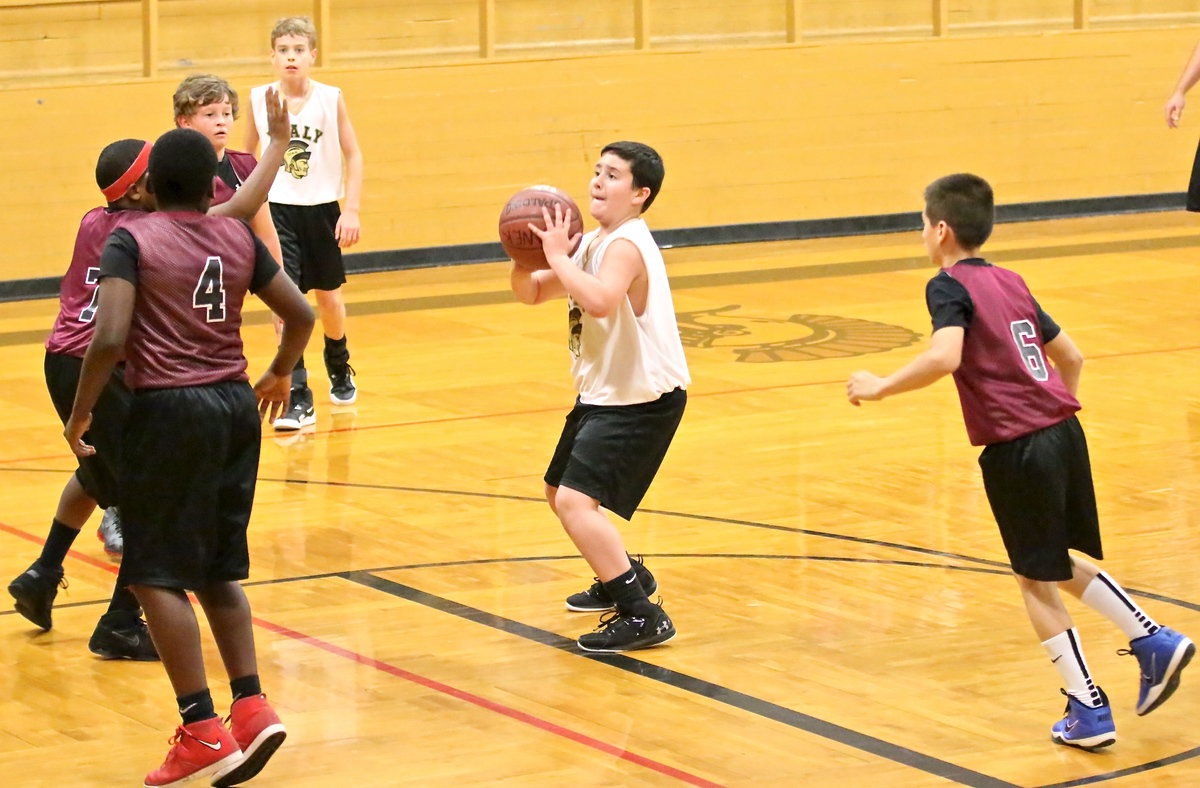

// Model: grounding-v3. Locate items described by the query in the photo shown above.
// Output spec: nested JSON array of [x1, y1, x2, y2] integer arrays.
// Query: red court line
[[0, 519, 723, 788], [254, 616, 725, 787]]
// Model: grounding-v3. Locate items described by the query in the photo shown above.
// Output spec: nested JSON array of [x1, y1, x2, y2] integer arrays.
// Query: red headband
[[100, 141, 152, 203]]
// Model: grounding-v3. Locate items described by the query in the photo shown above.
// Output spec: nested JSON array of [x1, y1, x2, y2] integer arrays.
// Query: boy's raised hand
[[264, 86, 289, 141], [530, 204, 581, 263], [846, 371, 884, 406]]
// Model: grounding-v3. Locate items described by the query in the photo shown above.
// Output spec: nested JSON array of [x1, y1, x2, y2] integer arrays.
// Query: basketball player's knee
[[553, 486, 596, 524]]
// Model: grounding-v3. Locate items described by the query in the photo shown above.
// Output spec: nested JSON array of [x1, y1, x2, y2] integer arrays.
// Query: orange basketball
[[498, 185, 584, 270]]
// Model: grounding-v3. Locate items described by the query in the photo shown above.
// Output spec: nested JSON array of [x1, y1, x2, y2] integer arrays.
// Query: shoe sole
[[330, 389, 357, 405], [89, 642, 160, 662], [273, 416, 316, 432], [1137, 639, 1195, 716], [577, 627, 676, 653], [1051, 731, 1117, 751], [212, 726, 287, 787], [96, 528, 122, 560], [146, 751, 241, 788], [564, 579, 659, 613], [8, 581, 52, 631]]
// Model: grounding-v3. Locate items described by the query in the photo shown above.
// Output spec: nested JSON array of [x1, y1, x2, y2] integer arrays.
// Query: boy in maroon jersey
[[8, 89, 289, 660], [846, 173, 1193, 750], [65, 127, 312, 787], [174, 74, 285, 264]]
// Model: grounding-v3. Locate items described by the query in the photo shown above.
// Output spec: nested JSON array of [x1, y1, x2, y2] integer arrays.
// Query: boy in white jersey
[[246, 15, 364, 430], [512, 142, 690, 652]]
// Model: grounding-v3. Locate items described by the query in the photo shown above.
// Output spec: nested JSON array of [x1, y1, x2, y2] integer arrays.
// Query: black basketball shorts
[[270, 201, 346, 293], [544, 388, 686, 521], [44, 351, 131, 509], [978, 415, 1103, 582], [119, 381, 260, 590]]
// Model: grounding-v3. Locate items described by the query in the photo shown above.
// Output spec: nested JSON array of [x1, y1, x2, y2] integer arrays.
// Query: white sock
[[1042, 628, 1103, 707], [1080, 571, 1161, 641]]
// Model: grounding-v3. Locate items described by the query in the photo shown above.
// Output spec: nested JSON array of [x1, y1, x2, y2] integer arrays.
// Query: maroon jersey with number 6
[[945, 262, 1080, 445], [45, 207, 147, 358], [103, 212, 269, 390]]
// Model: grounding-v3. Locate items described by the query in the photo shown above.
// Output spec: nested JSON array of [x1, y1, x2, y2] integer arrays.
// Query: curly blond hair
[[172, 74, 239, 123], [271, 16, 318, 49]]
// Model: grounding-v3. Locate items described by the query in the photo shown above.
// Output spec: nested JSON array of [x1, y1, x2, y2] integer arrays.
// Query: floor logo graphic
[[676, 305, 921, 362]]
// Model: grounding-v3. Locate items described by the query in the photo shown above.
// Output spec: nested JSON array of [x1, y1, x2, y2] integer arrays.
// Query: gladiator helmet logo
[[283, 139, 311, 179]]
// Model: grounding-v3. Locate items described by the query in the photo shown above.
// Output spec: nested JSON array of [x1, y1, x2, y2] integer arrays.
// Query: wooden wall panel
[[2, 26, 1200, 282]]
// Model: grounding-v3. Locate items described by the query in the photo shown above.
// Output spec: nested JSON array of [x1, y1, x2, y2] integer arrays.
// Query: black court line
[[1035, 747, 1200, 787], [3, 544, 1196, 784], [3, 231, 1199, 347], [344, 570, 1019, 788]]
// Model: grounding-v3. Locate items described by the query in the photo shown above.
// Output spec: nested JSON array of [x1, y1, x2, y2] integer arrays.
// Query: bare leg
[[194, 581, 257, 681], [132, 584, 207, 696], [1015, 572, 1074, 641], [55, 474, 97, 530], [1057, 554, 1101, 599], [553, 485, 631, 582], [313, 288, 346, 340]]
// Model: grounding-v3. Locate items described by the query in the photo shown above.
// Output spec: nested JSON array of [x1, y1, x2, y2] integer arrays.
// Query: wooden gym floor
[[0, 211, 1197, 787]]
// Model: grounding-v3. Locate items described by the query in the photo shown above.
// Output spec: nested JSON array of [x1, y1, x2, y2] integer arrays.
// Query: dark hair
[[95, 139, 148, 193], [149, 128, 217, 206], [923, 173, 994, 249], [601, 141, 665, 212]]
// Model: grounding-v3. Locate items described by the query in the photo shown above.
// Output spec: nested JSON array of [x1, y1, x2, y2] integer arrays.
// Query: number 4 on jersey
[[193, 256, 226, 322]]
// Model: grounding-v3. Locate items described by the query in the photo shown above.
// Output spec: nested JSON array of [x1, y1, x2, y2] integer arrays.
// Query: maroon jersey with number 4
[[104, 212, 270, 390], [45, 207, 147, 358], [945, 262, 1080, 445]]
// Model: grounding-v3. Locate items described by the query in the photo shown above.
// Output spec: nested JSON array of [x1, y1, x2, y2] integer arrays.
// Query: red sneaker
[[212, 694, 287, 787], [143, 717, 240, 788]]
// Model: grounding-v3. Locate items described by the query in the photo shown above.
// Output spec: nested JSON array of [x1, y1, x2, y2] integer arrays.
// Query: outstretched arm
[[211, 87, 288, 221], [847, 326, 963, 405], [251, 271, 314, 421]]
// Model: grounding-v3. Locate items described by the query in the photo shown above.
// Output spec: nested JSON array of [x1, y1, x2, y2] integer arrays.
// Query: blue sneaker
[[1051, 688, 1116, 751], [1122, 626, 1194, 715]]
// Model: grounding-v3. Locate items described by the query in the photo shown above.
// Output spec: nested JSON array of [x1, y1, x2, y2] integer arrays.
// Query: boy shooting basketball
[[65, 128, 313, 786], [511, 141, 690, 652], [847, 173, 1193, 750]]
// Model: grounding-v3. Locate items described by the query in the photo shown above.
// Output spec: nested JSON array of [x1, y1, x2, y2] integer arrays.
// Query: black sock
[[37, 519, 80, 570], [323, 334, 349, 368], [177, 689, 216, 725], [105, 582, 140, 616], [602, 567, 656, 617], [292, 356, 307, 388], [230, 674, 262, 703]]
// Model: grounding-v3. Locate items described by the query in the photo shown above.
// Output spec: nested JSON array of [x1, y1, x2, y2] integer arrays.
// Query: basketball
[[498, 185, 584, 270]]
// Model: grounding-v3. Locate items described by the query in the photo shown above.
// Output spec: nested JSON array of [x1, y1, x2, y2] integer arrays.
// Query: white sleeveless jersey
[[569, 218, 691, 406], [250, 80, 343, 205]]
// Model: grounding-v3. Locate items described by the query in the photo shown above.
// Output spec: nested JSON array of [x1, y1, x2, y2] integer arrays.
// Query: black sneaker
[[274, 385, 316, 431], [88, 612, 159, 661], [328, 362, 357, 405], [577, 603, 676, 653], [8, 563, 66, 631], [565, 556, 657, 612]]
